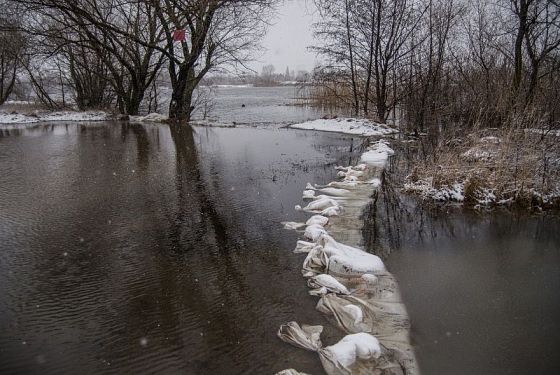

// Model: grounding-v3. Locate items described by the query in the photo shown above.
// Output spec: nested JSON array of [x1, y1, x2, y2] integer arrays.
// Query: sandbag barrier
[[278, 140, 419, 375]]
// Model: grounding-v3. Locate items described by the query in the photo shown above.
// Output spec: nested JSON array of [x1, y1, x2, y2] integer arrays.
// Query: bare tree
[[16, 0, 166, 114], [151, 0, 277, 123], [0, 2, 25, 104]]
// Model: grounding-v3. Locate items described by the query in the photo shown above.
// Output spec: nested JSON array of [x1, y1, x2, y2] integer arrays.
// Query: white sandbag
[[304, 197, 340, 211], [321, 206, 341, 217], [283, 221, 306, 230], [308, 274, 350, 295], [303, 190, 316, 199], [319, 235, 386, 277], [304, 224, 328, 241], [294, 240, 316, 254], [319, 187, 351, 197], [277, 322, 383, 375], [306, 215, 329, 226]]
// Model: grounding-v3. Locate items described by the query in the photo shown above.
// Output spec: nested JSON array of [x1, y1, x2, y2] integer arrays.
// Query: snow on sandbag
[[370, 140, 394, 155], [306, 215, 329, 226], [343, 175, 359, 182], [304, 197, 340, 211], [360, 150, 388, 166], [303, 190, 316, 199], [318, 187, 351, 197], [360, 141, 395, 166], [304, 224, 328, 241], [323, 333, 381, 368], [321, 206, 341, 217], [302, 235, 386, 278], [319, 235, 386, 277], [275, 369, 310, 375], [308, 274, 350, 295], [344, 169, 365, 178], [353, 164, 368, 171], [277, 322, 382, 375]]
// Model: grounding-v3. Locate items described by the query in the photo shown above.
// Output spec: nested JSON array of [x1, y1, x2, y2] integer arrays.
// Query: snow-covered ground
[[0, 110, 110, 125], [290, 118, 398, 136], [129, 113, 168, 123]]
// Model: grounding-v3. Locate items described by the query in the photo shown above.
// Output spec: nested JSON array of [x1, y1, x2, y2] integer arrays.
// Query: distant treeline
[[201, 65, 311, 87], [308, 0, 560, 133]]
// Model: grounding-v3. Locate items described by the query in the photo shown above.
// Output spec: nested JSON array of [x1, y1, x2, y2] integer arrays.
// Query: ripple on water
[[0, 121, 363, 374]]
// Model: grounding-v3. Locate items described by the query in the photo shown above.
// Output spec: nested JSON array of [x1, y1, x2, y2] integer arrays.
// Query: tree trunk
[[512, 0, 529, 99], [169, 63, 197, 124]]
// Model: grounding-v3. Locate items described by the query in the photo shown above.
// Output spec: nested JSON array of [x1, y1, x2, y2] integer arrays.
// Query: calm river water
[[1, 86, 559, 374]]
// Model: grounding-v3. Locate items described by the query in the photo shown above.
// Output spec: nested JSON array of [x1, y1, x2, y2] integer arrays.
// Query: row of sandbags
[[277, 140, 419, 375]]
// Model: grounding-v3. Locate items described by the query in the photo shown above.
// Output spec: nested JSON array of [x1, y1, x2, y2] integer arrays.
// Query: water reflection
[[364, 171, 560, 375], [0, 121, 364, 374]]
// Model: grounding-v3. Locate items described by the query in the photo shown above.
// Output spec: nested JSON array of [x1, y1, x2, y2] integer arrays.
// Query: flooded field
[[1, 87, 559, 374], [0, 121, 364, 374], [366, 185, 560, 374]]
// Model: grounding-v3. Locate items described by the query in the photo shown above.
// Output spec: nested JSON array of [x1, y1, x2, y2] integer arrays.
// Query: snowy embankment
[[129, 113, 168, 123], [403, 133, 560, 209], [277, 139, 417, 375], [0, 110, 110, 125], [290, 118, 398, 137]]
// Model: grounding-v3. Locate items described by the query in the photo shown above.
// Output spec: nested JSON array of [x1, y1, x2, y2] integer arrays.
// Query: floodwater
[[0, 121, 364, 374], [0, 87, 357, 374], [196, 86, 323, 125], [1, 86, 559, 375], [365, 181, 560, 374]]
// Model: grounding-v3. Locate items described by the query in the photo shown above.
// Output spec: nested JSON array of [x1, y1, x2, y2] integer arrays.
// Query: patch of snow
[[461, 147, 497, 162], [0, 110, 109, 125], [479, 136, 501, 144], [524, 128, 560, 137], [404, 179, 465, 202], [129, 113, 168, 123], [290, 118, 398, 136]]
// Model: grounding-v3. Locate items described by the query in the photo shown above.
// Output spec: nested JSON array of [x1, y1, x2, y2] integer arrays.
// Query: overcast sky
[[251, 0, 319, 74]]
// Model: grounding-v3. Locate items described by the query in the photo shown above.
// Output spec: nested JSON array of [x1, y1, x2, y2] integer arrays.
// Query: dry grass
[[406, 110, 560, 209]]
